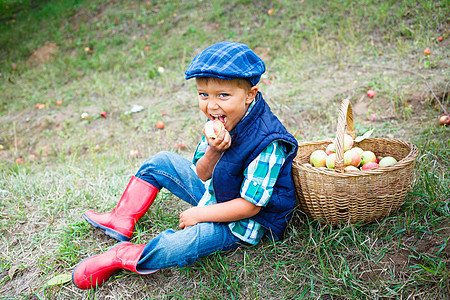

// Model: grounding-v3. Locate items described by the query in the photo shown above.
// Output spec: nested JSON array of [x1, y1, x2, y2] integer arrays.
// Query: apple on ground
[[379, 156, 397, 167], [344, 165, 360, 172], [439, 115, 450, 126], [326, 153, 337, 169], [156, 121, 165, 129], [203, 120, 224, 138], [360, 150, 376, 166], [310, 150, 327, 168], [361, 161, 380, 170], [344, 149, 361, 167], [367, 90, 376, 98]]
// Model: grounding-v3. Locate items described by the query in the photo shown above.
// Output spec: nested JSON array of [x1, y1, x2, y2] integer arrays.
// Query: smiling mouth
[[210, 114, 227, 126]]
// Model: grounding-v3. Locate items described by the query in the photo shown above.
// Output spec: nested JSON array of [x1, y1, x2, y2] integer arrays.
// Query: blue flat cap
[[185, 41, 266, 86]]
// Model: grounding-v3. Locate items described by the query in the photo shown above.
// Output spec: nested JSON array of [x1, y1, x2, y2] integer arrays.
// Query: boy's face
[[196, 78, 258, 132]]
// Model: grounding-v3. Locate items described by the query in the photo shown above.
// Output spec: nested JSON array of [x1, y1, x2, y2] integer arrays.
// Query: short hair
[[195, 77, 252, 91]]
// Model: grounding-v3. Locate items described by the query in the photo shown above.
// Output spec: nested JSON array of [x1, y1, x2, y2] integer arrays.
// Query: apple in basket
[[326, 153, 337, 169], [203, 120, 224, 138], [343, 133, 354, 152], [352, 147, 364, 155], [361, 161, 380, 170], [310, 150, 327, 167], [325, 143, 336, 155], [344, 165, 360, 172], [360, 150, 376, 166], [379, 156, 397, 167], [344, 149, 361, 167]]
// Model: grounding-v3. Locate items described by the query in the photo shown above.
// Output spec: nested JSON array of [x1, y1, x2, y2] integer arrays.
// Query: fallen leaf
[[355, 128, 374, 142], [45, 274, 72, 287], [9, 266, 19, 279]]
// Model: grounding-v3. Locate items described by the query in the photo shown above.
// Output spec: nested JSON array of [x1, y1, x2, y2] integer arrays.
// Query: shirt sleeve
[[192, 135, 209, 165], [240, 140, 287, 207]]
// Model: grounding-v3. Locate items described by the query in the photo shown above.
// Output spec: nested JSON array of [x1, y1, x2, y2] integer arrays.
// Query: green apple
[[326, 153, 336, 169], [310, 150, 327, 167], [360, 150, 376, 166], [379, 156, 397, 167]]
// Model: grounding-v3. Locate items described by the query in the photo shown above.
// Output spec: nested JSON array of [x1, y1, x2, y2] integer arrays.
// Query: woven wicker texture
[[292, 99, 419, 225]]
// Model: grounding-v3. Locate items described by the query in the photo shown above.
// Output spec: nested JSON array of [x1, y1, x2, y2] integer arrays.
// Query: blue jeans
[[134, 151, 243, 270]]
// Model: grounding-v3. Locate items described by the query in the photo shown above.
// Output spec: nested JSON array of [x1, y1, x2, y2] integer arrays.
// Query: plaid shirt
[[193, 101, 287, 244]]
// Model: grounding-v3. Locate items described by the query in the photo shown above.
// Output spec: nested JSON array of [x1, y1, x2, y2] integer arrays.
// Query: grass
[[0, 0, 449, 299]]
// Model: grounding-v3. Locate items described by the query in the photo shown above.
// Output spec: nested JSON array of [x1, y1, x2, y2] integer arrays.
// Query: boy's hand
[[179, 207, 202, 229], [205, 128, 231, 153]]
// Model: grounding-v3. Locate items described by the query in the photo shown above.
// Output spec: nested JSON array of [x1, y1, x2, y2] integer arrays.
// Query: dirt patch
[[27, 42, 59, 64]]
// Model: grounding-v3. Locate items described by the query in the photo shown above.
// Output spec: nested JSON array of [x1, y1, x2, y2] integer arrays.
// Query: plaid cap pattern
[[185, 41, 266, 86]]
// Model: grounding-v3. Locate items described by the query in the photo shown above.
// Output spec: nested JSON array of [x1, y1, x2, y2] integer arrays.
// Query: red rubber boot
[[84, 176, 159, 241], [72, 242, 159, 289]]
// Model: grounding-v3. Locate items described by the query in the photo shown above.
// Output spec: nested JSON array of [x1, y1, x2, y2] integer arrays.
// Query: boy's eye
[[219, 93, 229, 98], [199, 93, 208, 97]]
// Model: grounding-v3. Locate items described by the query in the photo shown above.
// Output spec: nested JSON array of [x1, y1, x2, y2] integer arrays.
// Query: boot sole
[[83, 213, 130, 242]]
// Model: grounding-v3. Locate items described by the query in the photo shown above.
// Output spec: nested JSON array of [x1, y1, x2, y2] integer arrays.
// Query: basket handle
[[334, 99, 355, 172]]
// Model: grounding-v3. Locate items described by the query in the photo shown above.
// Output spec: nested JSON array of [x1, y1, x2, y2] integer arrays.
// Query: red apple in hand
[[203, 120, 224, 138]]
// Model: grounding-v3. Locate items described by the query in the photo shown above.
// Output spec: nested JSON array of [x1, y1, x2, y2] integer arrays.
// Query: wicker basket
[[292, 99, 419, 225]]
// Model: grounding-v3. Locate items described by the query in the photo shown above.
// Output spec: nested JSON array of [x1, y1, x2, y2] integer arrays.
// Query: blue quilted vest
[[212, 92, 298, 241]]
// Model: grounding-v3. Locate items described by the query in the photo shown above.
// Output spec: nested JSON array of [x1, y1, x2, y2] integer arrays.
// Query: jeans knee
[[139, 151, 174, 173]]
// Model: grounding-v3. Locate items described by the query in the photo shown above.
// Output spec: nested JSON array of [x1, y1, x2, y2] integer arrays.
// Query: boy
[[72, 41, 298, 289]]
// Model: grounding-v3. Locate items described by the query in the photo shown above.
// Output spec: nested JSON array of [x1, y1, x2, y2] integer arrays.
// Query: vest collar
[[230, 91, 264, 138]]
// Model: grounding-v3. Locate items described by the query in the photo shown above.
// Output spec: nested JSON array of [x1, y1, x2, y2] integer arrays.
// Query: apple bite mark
[[210, 114, 228, 127]]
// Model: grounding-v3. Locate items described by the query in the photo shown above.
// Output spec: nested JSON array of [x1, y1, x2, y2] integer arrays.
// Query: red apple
[[438, 36, 443, 42], [310, 150, 327, 168], [439, 115, 450, 126], [203, 120, 224, 138], [367, 90, 376, 98], [423, 48, 431, 55], [16, 158, 23, 164], [361, 161, 380, 170], [156, 121, 165, 129], [344, 149, 361, 167], [325, 143, 336, 155], [99, 111, 107, 118]]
